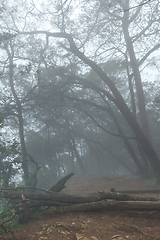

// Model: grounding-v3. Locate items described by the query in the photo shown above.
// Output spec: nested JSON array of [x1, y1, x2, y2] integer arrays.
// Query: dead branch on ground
[[0, 173, 160, 224]]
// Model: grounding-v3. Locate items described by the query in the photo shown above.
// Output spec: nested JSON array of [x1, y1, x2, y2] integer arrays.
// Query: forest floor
[[3, 175, 160, 240]]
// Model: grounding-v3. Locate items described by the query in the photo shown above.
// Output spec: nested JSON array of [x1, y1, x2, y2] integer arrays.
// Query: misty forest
[[1, 0, 160, 230], [1, 0, 160, 187]]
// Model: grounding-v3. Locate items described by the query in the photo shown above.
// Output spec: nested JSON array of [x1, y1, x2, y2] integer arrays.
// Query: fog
[[0, 0, 160, 190]]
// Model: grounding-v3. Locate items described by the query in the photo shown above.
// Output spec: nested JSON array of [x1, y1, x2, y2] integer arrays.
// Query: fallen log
[[0, 190, 159, 205], [6, 172, 74, 223], [44, 200, 160, 214], [1, 173, 160, 224]]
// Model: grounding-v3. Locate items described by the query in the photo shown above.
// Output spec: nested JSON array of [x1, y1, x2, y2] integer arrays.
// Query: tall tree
[[2, 39, 29, 183]]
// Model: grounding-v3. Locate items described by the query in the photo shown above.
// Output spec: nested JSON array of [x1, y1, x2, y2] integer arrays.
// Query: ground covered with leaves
[[3, 175, 160, 240]]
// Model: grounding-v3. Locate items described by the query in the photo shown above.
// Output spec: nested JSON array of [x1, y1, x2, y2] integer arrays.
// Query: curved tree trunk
[[64, 33, 160, 183], [19, 31, 160, 183]]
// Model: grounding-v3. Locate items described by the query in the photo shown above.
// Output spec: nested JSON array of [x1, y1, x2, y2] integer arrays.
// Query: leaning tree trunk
[[19, 31, 160, 183], [63, 33, 160, 183]]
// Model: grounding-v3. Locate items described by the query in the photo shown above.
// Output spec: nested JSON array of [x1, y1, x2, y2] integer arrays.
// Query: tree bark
[[44, 200, 160, 214], [1, 190, 159, 204]]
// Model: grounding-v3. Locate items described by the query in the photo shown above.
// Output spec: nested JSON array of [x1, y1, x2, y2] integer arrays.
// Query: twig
[[93, 225, 103, 240], [0, 211, 15, 238]]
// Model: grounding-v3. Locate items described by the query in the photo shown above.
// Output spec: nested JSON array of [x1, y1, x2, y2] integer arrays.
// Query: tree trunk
[[1, 190, 159, 204], [4, 43, 29, 184], [18, 105, 30, 183], [122, 15, 151, 142], [122, 3, 152, 175], [45, 200, 160, 214], [70, 135, 86, 174]]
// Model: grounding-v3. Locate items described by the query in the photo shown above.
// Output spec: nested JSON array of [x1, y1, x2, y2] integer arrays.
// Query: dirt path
[[4, 175, 160, 240]]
